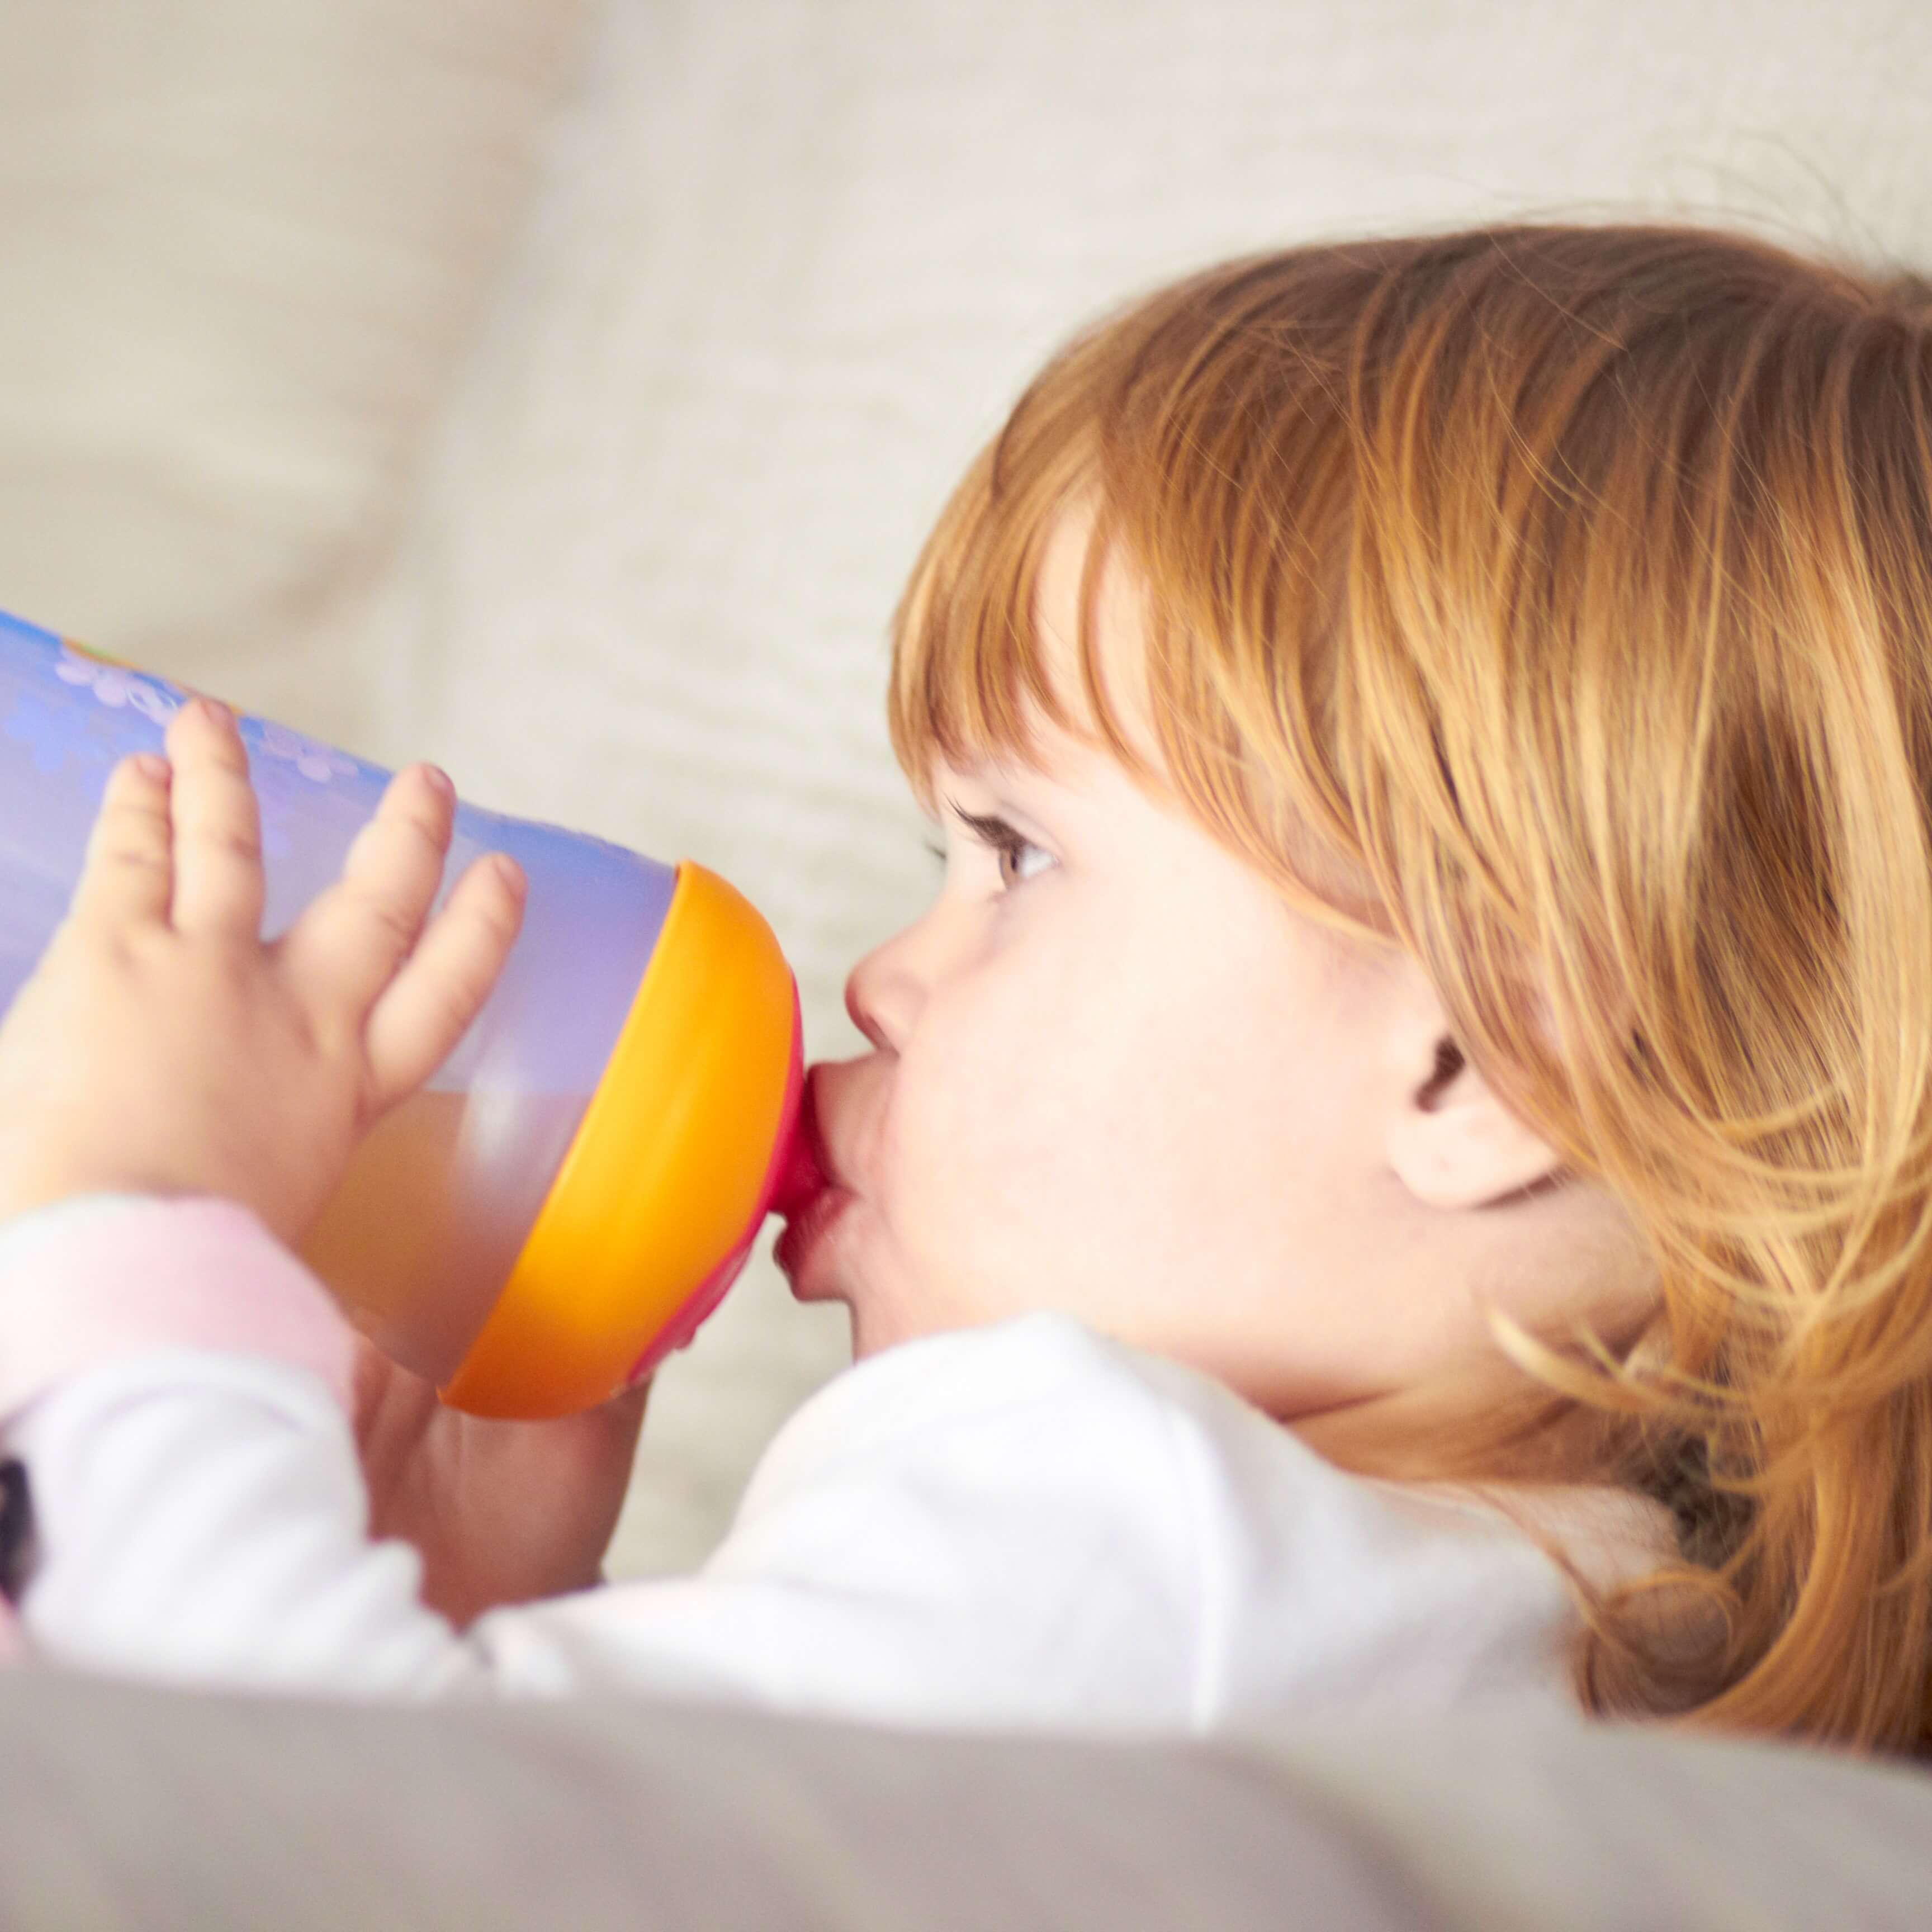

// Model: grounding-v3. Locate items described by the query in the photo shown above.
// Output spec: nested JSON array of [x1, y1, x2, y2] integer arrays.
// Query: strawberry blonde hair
[[887, 222, 1932, 1759]]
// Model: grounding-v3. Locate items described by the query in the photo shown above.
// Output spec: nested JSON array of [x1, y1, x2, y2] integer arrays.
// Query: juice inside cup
[[299, 1088, 590, 1388], [300, 1091, 480, 1382]]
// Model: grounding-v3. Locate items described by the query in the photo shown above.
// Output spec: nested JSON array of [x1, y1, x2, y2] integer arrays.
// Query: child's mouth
[[773, 1183, 853, 1294]]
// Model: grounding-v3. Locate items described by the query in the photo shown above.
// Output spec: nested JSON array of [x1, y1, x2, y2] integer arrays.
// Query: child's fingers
[[362, 852, 525, 1112], [165, 698, 266, 941], [277, 764, 460, 1022], [69, 752, 176, 931]]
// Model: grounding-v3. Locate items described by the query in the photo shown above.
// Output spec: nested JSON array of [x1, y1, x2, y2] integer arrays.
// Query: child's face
[[792, 512, 1657, 1426]]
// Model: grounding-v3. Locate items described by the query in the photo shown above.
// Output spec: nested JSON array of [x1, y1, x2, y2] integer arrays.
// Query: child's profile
[[2, 219, 1929, 1761]]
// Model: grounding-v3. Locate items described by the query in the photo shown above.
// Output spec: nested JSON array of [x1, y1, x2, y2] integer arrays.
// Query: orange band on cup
[[438, 860, 798, 1419]]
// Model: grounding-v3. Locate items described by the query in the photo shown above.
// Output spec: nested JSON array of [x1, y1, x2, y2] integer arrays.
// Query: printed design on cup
[[4, 647, 184, 777], [254, 721, 361, 785], [54, 649, 183, 725]]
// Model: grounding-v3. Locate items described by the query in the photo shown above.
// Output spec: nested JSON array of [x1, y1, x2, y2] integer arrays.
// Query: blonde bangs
[[885, 349, 1110, 815], [887, 272, 1399, 948]]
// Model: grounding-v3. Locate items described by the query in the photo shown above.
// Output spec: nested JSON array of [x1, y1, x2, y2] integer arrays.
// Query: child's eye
[[927, 806, 1056, 893]]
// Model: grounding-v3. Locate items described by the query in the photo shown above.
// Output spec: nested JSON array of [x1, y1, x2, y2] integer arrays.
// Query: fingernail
[[424, 765, 454, 800], [198, 697, 233, 727], [492, 854, 525, 896], [132, 753, 170, 782]]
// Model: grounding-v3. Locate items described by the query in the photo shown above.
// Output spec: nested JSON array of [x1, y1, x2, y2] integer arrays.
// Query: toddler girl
[[2, 220, 1929, 1758]]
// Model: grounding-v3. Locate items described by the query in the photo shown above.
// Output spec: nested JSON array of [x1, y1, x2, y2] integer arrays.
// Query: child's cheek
[[870, 1000, 1041, 1320], [886, 982, 1153, 1323]]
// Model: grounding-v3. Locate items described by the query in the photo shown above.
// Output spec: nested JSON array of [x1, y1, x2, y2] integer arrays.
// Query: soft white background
[[2, 0, 1926, 1573]]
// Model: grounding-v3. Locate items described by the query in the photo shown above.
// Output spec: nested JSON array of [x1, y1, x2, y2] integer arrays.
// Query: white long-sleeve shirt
[[0, 1195, 1673, 1734]]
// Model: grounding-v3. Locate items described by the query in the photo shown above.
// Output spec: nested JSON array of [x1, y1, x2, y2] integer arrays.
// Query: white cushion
[[2, 1673, 1930, 1929]]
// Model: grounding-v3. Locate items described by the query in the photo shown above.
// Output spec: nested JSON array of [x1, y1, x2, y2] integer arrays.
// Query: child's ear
[[1381, 969, 1569, 1212]]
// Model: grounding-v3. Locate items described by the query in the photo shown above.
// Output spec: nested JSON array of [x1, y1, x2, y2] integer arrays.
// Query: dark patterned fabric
[[0, 1460, 31, 1603]]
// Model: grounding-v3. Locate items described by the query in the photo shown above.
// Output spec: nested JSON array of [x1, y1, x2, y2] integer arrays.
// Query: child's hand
[[352, 1338, 651, 1624], [0, 696, 525, 1247]]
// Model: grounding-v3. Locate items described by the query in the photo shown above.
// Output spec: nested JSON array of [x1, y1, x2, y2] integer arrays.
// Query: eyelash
[[926, 811, 1051, 891]]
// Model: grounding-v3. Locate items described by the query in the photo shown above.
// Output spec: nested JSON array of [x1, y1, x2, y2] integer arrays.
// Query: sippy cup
[[0, 609, 828, 1419]]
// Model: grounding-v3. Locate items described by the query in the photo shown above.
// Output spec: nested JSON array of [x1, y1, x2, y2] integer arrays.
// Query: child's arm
[[0, 695, 560, 1686], [0, 1192, 500, 1696], [0, 1221, 1207, 1715]]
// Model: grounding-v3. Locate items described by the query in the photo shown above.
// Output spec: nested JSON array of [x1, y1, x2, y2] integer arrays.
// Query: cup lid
[[439, 861, 801, 1419]]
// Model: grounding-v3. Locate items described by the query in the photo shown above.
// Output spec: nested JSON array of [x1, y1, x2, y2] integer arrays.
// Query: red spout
[[769, 1097, 830, 1219], [757, 982, 828, 1223]]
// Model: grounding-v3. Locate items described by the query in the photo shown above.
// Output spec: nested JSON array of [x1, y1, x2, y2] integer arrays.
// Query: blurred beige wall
[[0, 0, 586, 742], [2, 0, 1926, 1573]]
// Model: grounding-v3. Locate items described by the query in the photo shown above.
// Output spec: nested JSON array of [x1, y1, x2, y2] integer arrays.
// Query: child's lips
[[774, 1183, 853, 1295], [797, 1062, 859, 1193]]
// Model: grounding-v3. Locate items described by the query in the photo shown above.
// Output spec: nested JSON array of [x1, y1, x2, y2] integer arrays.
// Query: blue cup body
[[0, 610, 678, 1377]]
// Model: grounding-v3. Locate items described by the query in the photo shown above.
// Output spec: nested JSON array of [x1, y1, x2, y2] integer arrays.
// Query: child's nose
[[844, 926, 921, 1054], [842, 953, 893, 1052]]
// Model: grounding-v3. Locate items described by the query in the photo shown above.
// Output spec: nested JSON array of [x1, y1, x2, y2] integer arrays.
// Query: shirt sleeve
[[6, 1350, 496, 1697], [475, 1315, 1209, 1729], [0, 1192, 356, 1420], [0, 1192, 1210, 1725], [0, 1194, 492, 1697]]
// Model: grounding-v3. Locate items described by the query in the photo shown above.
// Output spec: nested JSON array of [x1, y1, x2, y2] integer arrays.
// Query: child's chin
[[847, 1292, 962, 1363], [844, 1290, 906, 1361]]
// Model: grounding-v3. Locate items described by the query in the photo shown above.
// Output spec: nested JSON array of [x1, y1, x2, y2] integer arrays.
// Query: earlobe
[[1386, 1034, 1568, 1210]]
